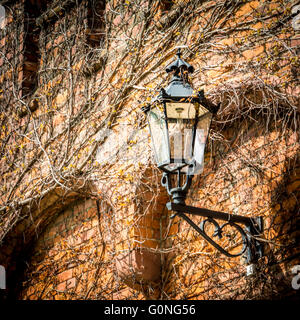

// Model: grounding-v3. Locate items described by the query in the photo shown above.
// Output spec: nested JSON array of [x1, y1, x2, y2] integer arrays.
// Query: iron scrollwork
[[162, 168, 264, 263], [199, 218, 248, 258]]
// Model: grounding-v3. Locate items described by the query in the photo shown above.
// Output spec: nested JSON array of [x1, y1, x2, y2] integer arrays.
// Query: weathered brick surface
[[0, 0, 299, 300]]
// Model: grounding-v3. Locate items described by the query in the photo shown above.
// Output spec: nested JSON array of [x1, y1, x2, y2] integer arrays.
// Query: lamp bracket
[[166, 201, 264, 263], [161, 170, 264, 263]]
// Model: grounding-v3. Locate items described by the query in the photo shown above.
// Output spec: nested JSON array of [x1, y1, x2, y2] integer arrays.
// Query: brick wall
[[0, 0, 299, 300], [18, 194, 169, 299], [0, 0, 23, 102], [20, 198, 119, 299]]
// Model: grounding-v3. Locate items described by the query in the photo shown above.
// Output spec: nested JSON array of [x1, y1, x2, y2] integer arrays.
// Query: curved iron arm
[[166, 202, 263, 263], [176, 212, 248, 258], [161, 168, 264, 263], [200, 218, 248, 257]]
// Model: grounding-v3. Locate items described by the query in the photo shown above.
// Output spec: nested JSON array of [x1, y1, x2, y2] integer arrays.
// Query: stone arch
[[18, 197, 115, 299], [0, 180, 113, 299]]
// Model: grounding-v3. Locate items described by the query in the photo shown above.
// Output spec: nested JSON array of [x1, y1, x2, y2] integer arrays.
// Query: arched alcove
[[0, 181, 115, 299], [18, 197, 115, 299]]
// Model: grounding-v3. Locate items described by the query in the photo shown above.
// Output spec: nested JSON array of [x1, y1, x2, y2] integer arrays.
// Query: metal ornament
[[144, 48, 264, 264]]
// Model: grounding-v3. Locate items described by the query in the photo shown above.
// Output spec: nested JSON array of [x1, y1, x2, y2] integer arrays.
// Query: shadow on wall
[[169, 115, 299, 299], [249, 155, 300, 299], [114, 166, 171, 299]]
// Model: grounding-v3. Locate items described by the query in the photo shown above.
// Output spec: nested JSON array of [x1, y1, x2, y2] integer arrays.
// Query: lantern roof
[[141, 48, 220, 115], [163, 48, 195, 98], [164, 80, 193, 98]]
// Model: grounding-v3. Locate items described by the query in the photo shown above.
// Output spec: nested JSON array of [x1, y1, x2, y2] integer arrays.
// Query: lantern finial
[[165, 48, 194, 75], [176, 47, 182, 59]]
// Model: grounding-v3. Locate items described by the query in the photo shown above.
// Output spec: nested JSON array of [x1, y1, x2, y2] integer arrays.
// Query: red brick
[[287, 180, 300, 193], [57, 269, 72, 282], [66, 277, 76, 289], [57, 282, 66, 291], [86, 227, 97, 240], [0, 38, 5, 48]]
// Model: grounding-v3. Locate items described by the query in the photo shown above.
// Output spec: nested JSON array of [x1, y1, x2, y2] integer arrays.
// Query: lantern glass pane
[[193, 112, 213, 174], [147, 105, 169, 166], [166, 102, 196, 167], [164, 102, 212, 174], [164, 102, 196, 172], [168, 118, 194, 164]]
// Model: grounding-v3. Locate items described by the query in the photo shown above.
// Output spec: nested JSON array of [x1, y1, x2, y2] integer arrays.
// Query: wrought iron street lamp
[[142, 49, 264, 266]]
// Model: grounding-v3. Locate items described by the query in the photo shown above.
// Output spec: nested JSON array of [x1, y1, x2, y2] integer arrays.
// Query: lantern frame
[[144, 48, 219, 177], [149, 88, 217, 175]]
